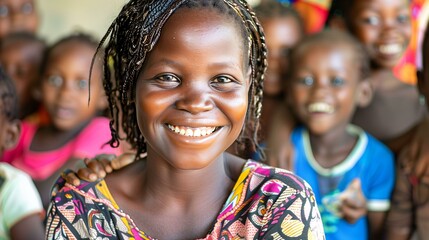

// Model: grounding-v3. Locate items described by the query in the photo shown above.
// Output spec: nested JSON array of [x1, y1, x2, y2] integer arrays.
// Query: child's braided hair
[[94, 0, 267, 160]]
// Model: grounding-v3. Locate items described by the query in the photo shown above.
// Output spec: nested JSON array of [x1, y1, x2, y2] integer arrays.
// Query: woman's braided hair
[[95, 0, 267, 160]]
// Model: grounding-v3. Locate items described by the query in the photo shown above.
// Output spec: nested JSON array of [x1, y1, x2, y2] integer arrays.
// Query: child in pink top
[[1, 33, 122, 208], [2, 118, 118, 180]]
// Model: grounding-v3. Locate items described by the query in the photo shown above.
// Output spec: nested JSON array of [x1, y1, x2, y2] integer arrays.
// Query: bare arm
[[367, 211, 386, 240], [383, 164, 414, 240], [266, 102, 296, 169], [398, 117, 429, 183], [9, 214, 44, 240]]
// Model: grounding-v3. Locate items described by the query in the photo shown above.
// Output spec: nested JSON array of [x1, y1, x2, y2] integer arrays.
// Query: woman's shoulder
[[47, 172, 122, 240], [50, 170, 107, 203], [242, 160, 313, 193]]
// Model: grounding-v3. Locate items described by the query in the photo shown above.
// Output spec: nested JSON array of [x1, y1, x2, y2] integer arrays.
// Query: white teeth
[[308, 102, 334, 114], [167, 124, 217, 137], [379, 44, 402, 55]]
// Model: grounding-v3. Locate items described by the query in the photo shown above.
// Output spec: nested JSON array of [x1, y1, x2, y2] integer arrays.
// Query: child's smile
[[308, 102, 335, 114]]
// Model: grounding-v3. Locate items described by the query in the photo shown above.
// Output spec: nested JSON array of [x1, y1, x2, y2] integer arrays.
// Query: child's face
[[289, 43, 365, 135], [0, 41, 41, 107], [348, 0, 411, 69], [136, 8, 250, 169], [0, 0, 38, 38], [262, 16, 302, 97], [41, 41, 105, 131]]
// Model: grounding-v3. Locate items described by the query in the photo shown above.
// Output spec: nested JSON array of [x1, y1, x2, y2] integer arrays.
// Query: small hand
[[64, 152, 138, 186], [338, 178, 367, 224]]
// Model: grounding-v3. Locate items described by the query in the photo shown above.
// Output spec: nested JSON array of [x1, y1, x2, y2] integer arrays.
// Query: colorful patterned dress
[[46, 160, 325, 239]]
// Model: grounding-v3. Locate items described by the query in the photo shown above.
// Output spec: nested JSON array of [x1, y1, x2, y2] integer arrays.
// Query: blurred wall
[[36, 0, 260, 43], [36, 0, 127, 43]]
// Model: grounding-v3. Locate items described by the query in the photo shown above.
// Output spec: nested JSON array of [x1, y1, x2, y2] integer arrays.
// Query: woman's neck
[[115, 151, 241, 209], [105, 151, 245, 239]]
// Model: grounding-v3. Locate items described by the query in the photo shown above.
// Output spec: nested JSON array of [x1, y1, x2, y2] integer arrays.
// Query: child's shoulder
[[76, 116, 112, 140], [362, 128, 394, 157], [82, 116, 111, 132], [73, 117, 121, 156], [0, 163, 32, 186]]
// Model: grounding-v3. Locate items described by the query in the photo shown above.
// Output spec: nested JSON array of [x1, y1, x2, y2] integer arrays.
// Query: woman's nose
[[175, 83, 214, 114]]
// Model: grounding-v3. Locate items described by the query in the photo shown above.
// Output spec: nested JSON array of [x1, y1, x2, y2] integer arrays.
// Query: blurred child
[[0, 0, 39, 39], [384, 23, 429, 240], [287, 30, 395, 240], [253, 0, 304, 145], [0, 66, 44, 240], [0, 33, 122, 209], [329, 0, 426, 153], [0, 32, 46, 120]]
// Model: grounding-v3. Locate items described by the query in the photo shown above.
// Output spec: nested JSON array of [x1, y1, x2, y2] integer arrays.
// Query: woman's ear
[[3, 120, 21, 150], [357, 79, 373, 108]]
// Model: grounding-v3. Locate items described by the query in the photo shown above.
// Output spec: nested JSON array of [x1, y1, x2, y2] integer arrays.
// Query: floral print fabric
[[46, 160, 325, 239]]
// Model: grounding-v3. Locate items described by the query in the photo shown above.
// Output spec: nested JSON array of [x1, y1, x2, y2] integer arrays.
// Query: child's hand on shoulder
[[338, 178, 367, 224], [65, 152, 138, 186]]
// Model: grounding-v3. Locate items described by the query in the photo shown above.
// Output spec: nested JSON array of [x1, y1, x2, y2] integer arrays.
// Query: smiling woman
[[45, 1, 325, 239]]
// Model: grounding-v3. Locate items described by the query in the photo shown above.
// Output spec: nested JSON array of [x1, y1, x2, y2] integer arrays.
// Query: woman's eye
[[210, 76, 240, 91], [299, 76, 314, 86], [21, 2, 33, 15], [47, 75, 63, 87], [154, 74, 180, 88], [331, 77, 345, 87], [0, 5, 9, 18], [77, 79, 88, 90], [157, 74, 179, 82], [213, 76, 233, 84]]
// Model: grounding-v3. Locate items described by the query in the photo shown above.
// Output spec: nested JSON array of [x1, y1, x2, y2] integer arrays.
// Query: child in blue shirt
[[286, 29, 395, 240]]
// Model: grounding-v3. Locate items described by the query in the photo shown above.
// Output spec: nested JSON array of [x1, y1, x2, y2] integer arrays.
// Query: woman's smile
[[166, 124, 220, 137]]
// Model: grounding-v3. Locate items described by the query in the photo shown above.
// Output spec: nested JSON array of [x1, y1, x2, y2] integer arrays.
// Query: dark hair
[[40, 32, 100, 75], [288, 29, 370, 82], [0, 65, 19, 121], [253, 0, 305, 36], [96, 0, 267, 159], [326, 0, 355, 27]]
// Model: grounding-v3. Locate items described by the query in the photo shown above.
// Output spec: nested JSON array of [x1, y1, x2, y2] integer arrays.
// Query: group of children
[[0, 0, 428, 239], [0, 0, 124, 238]]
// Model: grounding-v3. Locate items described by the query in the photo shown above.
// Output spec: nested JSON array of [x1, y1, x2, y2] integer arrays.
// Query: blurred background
[[36, 0, 261, 43], [36, 0, 128, 42]]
